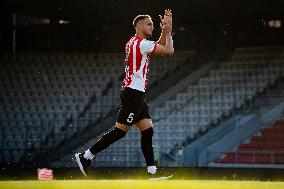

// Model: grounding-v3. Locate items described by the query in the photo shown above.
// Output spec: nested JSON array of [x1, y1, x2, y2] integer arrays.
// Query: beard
[[143, 31, 152, 38]]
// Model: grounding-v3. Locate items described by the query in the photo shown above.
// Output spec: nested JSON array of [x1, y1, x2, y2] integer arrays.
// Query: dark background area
[[1, 0, 284, 54]]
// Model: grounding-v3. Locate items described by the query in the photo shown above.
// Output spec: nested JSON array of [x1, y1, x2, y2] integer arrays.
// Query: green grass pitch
[[1, 180, 284, 189]]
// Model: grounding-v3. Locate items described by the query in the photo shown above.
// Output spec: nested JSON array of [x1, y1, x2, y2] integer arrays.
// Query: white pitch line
[[148, 175, 173, 181]]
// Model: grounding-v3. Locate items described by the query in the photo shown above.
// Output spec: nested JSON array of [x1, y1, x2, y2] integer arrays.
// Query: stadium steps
[[200, 101, 284, 167], [214, 120, 284, 165], [182, 77, 284, 167], [203, 97, 284, 167]]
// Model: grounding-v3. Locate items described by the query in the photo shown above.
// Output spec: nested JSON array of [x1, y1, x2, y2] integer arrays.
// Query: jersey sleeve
[[140, 39, 157, 54]]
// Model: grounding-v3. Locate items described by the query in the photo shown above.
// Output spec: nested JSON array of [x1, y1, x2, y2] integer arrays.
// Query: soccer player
[[75, 9, 174, 176]]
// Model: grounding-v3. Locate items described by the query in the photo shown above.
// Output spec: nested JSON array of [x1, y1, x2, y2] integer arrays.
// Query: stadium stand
[[184, 47, 284, 168], [51, 46, 284, 168], [214, 120, 284, 164], [154, 46, 284, 159], [1, 46, 284, 168], [0, 51, 193, 164]]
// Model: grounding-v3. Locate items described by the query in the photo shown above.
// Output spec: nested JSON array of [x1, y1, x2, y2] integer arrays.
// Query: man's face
[[139, 17, 154, 37]]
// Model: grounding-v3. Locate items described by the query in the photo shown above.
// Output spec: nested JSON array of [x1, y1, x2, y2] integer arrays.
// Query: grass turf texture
[[1, 180, 284, 189]]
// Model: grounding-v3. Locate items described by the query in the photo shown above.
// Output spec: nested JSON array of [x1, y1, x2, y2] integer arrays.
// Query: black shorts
[[117, 87, 151, 126]]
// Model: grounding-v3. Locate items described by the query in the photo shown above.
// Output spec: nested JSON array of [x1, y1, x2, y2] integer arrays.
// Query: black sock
[[90, 127, 126, 155], [141, 127, 154, 166]]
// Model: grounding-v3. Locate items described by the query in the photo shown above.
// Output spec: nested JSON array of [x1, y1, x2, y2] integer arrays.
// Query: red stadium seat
[[216, 120, 284, 165]]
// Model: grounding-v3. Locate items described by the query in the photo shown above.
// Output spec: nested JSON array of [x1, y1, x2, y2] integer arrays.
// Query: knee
[[114, 127, 127, 138]]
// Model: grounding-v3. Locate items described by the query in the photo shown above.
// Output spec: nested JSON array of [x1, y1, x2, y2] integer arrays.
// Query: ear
[[136, 22, 143, 30]]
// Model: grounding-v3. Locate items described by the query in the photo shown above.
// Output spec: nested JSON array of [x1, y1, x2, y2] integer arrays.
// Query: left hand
[[159, 9, 173, 32]]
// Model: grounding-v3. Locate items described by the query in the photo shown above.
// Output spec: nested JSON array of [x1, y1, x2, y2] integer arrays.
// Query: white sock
[[83, 149, 95, 160]]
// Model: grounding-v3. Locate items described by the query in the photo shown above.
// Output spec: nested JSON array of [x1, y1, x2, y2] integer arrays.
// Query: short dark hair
[[133, 15, 151, 28]]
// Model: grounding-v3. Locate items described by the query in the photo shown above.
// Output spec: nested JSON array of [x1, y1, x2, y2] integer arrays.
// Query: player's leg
[[136, 118, 153, 132], [81, 88, 139, 159], [85, 122, 129, 158], [75, 122, 129, 176], [75, 88, 137, 176], [136, 117, 157, 174]]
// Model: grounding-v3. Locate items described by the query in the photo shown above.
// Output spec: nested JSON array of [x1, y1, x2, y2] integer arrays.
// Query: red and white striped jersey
[[122, 35, 157, 92]]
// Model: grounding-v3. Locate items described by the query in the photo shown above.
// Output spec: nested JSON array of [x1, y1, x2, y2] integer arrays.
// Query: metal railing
[[210, 150, 284, 164]]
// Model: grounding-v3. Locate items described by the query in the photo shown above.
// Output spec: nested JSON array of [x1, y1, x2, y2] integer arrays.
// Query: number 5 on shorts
[[127, 113, 135, 123]]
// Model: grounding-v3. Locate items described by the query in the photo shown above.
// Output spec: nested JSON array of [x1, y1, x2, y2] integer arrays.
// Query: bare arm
[[156, 29, 167, 46], [153, 31, 174, 56]]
